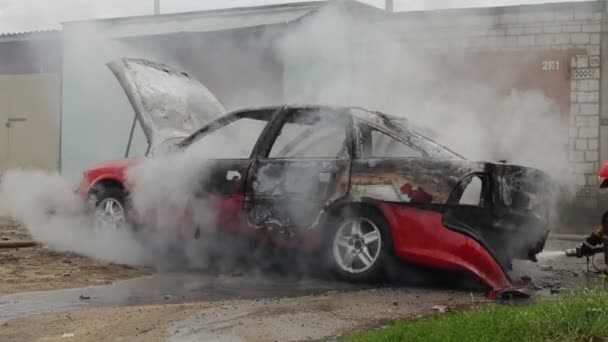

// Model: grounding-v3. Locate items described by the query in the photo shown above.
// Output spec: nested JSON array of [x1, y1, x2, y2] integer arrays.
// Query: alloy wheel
[[94, 197, 126, 230], [332, 217, 382, 274]]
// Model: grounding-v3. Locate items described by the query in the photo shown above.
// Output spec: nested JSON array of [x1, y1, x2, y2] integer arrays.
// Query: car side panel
[[349, 158, 485, 205], [379, 203, 513, 291]]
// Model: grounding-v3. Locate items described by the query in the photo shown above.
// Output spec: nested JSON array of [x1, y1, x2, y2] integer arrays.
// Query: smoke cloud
[[0, 2, 575, 273], [279, 4, 570, 188], [0, 169, 151, 266]]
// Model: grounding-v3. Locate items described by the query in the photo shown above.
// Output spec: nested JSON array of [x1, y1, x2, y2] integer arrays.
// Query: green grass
[[344, 289, 608, 342]]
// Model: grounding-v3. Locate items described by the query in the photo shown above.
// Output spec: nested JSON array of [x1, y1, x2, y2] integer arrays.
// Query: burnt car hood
[[107, 58, 226, 150]]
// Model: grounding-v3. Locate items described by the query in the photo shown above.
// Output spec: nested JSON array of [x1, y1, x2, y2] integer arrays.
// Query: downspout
[[385, 0, 394, 12], [154, 0, 160, 15]]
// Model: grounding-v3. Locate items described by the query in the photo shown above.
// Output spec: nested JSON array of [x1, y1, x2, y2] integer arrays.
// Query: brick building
[[385, 1, 605, 213]]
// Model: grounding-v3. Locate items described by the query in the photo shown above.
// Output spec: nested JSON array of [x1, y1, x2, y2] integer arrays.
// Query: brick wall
[[388, 2, 604, 209]]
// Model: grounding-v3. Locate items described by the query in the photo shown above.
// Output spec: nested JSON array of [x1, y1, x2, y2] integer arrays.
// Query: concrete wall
[[0, 37, 61, 75]]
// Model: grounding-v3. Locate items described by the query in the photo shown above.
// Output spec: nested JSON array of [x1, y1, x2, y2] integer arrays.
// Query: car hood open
[[107, 58, 226, 150]]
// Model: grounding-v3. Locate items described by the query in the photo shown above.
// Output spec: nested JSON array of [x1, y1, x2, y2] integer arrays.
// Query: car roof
[[191, 104, 463, 159], [224, 104, 403, 124]]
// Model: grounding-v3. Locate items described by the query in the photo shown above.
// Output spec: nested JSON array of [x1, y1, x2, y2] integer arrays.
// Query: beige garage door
[[0, 73, 60, 172]]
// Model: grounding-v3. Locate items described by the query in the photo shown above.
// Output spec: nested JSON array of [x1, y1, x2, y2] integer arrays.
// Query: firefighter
[[567, 161, 608, 267], [576, 211, 607, 257]]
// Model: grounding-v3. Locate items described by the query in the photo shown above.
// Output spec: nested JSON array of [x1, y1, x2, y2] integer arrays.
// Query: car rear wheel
[[91, 187, 129, 231], [325, 208, 393, 282]]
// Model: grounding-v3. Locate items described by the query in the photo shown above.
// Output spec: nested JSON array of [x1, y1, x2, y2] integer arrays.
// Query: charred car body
[[78, 58, 553, 298]]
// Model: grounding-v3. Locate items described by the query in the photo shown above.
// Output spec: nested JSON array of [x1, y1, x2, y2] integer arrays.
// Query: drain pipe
[[385, 0, 393, 12], [154, 0, 160, 15]]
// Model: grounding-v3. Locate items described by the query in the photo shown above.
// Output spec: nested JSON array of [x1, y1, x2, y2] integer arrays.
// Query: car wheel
[[91, 187, 129, 231], [325, 208, 393, 282]]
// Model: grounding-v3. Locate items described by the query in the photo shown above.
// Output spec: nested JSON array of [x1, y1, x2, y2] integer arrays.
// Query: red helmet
[[599, 161, 608, 188]]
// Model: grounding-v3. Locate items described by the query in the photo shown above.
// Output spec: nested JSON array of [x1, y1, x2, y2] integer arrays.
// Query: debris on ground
[[0, 223, 150, 296], [550, 286, 562, 295], [432, 305, 449, 313]]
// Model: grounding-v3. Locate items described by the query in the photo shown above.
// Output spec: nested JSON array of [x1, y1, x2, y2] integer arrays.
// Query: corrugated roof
[[61, 1, 384, 39], [0, 28, 61, 43], [65, 1, 328, 26], [61, 1, 328, 39]]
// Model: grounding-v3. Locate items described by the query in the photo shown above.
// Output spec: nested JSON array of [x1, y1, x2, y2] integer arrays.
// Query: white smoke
[[0, 2, 577, 269], [0, 169, 152, 265], [279, 4, 571, 189]]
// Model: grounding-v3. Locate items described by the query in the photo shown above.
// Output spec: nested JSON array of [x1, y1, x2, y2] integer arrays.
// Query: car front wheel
[[325, 208, 393, 282], [91, 187, 129, 231]]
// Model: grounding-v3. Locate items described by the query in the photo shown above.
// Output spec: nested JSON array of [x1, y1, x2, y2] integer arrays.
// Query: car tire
[[90, 186, 130, 231], [323, 207, 393, 283]]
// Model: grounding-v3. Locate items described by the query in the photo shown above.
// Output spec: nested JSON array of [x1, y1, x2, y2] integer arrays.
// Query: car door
[[440, 173, 509, 265], [182, 108, 277, 236], [246, 107, 353, 233]]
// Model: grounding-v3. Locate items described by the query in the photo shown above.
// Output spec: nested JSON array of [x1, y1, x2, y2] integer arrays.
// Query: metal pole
[[385, 0, 393, 12], [125, 113, 137, 158], [154, 0, 160, 15]]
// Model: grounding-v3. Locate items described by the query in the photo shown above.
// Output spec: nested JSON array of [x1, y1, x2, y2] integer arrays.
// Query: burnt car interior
[[247, 107, 353, 228]]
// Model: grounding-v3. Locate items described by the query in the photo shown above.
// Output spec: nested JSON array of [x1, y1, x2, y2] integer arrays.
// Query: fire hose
[[565, 237, 608, 273]]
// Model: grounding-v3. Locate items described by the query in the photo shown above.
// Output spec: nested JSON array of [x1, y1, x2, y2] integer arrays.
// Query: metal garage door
[[0, 73, 61, 172]]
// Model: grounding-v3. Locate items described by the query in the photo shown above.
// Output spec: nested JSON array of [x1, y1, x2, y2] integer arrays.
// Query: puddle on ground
[[0, 272, 365, 324]]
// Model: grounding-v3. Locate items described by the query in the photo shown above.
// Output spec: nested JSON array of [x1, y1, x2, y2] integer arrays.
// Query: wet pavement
[[511, 239, 608, 296], [1, 238, 607, 341], [0, 272, 365, 325]]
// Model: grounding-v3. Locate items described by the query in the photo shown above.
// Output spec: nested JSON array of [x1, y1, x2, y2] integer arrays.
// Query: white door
[[0, 73, 61, 172]]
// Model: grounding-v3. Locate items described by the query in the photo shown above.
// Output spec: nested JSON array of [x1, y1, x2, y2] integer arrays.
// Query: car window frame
[[446, 172, 492, 208], [177, 107, 282, 159], [255, 106, 355, 160], [354, 120, 429, 159]]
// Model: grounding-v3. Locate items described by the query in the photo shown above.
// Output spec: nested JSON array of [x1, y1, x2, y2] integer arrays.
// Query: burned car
[[78, 58, 553, 298]]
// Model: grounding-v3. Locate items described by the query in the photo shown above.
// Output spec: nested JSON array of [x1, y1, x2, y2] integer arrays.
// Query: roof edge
[[62, 1, 327, 27], [392, 0, 603, 18], [0, 29, 62, 43]]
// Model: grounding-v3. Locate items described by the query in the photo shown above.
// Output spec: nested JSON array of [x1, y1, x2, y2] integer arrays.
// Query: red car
[[78, 58, 553, 298]]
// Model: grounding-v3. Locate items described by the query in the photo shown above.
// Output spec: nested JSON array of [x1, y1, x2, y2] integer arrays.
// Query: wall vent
[[573, 68, 594, 79]]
